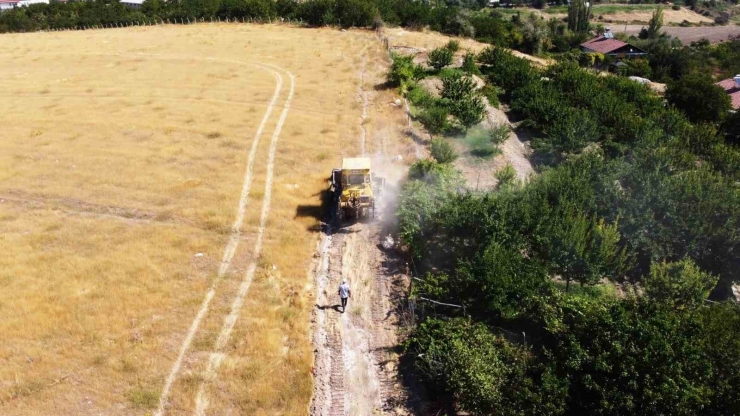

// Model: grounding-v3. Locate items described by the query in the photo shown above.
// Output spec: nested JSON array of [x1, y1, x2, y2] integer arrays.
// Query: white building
[[120, 0, 144, 8], [0, 0, 21, 11], [1, 0, 49, 11]]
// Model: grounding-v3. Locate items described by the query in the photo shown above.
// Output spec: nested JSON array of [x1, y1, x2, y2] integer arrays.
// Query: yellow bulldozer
[[330, 157, 384, 221]]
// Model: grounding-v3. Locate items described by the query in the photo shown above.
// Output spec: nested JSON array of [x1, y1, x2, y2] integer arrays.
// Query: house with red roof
[[716, 76, 740, 110], [580, 29, 648, 59]]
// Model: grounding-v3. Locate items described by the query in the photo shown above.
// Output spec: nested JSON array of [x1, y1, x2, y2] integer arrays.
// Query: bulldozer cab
[[330, 157, 383, 222]]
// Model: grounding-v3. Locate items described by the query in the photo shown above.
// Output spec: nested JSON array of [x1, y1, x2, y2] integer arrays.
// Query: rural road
[[614, 24, 740, 43]]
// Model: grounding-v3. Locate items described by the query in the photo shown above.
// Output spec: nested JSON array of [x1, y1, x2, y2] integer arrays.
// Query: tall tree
[[646, 7, 663, 39], [567, 0, 591, 33]]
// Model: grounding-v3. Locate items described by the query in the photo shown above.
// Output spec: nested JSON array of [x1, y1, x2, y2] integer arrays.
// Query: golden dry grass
[[0, 24, 386, 415]]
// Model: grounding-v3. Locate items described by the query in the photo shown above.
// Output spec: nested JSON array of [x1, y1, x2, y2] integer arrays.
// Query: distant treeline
[[0, 0, 487, 33], [1, 0, 595, 61]]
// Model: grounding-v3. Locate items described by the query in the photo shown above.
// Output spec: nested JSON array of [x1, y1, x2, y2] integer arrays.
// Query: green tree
[[647, 7, 663, 39], [545, 213, 630, 291], [546, 298, 714, 415], [409, 319, 567, 416], [543, 107, 599, 154], [450, 93, 485, 129], [427, 46, 454, 70], [387, 53, 425, 92], [567, 0, 591, 33], [419, 105, 450, 134], [666, 73, 732, 124], [440, 71, 485, 129], [440, 71, 477, 101], [644, 258, 718, 309], [461, 51, 480, 75]]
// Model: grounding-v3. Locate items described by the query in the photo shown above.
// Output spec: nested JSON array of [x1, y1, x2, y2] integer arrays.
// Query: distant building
[[1, 0, 51, 11], [716, 76, 740, 110], [120, 0, 144, 8], [0, 0, 21, 11], [580, 28, 647, 59]]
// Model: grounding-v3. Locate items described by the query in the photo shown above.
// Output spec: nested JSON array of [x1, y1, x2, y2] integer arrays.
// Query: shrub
[[445, 39, 460, 53], [489, 123, 510, 145], [495, 164, 518, 188], [480, 83, 501, 108], [427, 46, 454, 70], [672, 4, 681, 10], [431, 138, 458, 163], [467, 127, 501, 158], [419, 105, 450, 134], [645, 258, 718, 309], [407, 84, 435, 108], [387, 53, 425, 91], [461, 51, 481, 75]]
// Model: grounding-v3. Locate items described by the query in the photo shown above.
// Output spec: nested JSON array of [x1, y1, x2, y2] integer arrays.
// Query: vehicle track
[[327, 231, 349, 416], [155, 60, 284, 416], [194, 65, 295, 416]]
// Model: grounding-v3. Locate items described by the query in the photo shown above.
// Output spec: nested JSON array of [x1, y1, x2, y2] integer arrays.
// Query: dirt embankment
[[385, 27, 553, 67]]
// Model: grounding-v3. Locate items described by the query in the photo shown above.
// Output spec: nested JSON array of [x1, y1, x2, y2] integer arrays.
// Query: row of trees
[[0, 0, 594, 58], [396, 47, 740, 415]]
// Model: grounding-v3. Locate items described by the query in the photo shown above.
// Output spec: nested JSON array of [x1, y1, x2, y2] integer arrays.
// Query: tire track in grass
[[155, 62, 284, 416], [193, 65, 295, 416]]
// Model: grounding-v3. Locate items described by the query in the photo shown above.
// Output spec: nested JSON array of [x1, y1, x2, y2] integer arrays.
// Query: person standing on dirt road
[[338, 279, 351, 313]]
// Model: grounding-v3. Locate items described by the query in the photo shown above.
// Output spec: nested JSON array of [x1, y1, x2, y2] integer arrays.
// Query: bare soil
[[599, 8, 713, 24], [615, 24, 740, 43], [310, 29, 421, 416], [538, 6, 712, 24]]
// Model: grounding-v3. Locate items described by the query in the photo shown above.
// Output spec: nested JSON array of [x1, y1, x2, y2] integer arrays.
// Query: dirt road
[[310, 31, 417, 416], [614, 24, 740, 43], [310, 218, 410, 416]]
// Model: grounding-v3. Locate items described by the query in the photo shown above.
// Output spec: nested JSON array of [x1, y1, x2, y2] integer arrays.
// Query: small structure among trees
[[716, 76, 740, 110], [580, 29, 647, 59]]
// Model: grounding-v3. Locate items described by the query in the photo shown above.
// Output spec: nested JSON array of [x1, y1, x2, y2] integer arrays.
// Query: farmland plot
[[0, 24, 386, 415]]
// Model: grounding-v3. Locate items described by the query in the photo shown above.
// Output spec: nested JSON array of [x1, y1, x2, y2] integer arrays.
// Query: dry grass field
[[0, 23, 387, 415]]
